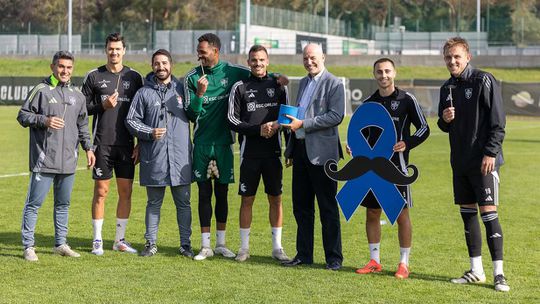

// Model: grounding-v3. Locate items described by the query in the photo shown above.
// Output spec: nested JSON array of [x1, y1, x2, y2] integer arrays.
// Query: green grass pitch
[[0, 105, 539, 303]]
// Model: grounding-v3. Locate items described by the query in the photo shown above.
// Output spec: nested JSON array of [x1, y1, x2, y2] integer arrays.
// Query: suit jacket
[[284, 69, 344, 165]]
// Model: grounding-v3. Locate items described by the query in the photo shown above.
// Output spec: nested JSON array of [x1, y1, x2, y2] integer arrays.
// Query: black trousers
[[292, 139, 343, 264]]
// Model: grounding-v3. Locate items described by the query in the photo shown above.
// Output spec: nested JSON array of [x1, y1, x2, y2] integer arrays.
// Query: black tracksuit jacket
[[437, 64, 506, 175]]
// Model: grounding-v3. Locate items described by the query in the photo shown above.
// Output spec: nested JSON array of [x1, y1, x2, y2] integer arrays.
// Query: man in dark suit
[[282, 43, 345, 270]]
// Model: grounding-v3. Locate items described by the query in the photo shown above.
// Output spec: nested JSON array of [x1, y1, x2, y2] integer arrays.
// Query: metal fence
[[241, 3, 349, 37], [0, 35, 81, 55]]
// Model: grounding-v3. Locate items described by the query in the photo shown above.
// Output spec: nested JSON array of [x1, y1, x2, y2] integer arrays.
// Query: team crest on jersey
[[203, 96, 209, 104], [266, 88, 275, 97], [122, 81, 130, 90], [68, 96, 77, 105], [391, 100, 400, 111], [177, 95, 183, 106], [465, 88, 473, 99], [247, 102, 256, 112], [220, 78, 229, 87], [100, 95, 108, 101]]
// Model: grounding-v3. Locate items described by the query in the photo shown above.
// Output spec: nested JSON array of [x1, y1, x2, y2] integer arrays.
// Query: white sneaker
[[23, 247, 38, 262], [113, 239, 137, 254], [494, 274, 510, 292], [91, 239, 104, 256], [194, 247, 214, 261], [235, 248, 250, 262], [272, 248, 290, 261], [215, 245, 236, 258], [451, 270, 486, 284], [53, 244, 81, 258]]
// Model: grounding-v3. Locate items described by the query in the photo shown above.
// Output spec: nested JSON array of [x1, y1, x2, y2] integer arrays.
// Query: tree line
[[1, 0, 539, 45]]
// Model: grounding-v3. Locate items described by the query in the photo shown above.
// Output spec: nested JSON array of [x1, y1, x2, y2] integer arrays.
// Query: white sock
[[369, 243, 380, 264], [471, 256, 484, 274], [216, 230, 226, 247], [271, 227, 282, 250], [92, 219, 104, 241], [115, 218, 128, 242], [493, 260, 504, 276], [400, 247, 411, 265], [240, 228, 250, 250], [201, 232, 211, 248]]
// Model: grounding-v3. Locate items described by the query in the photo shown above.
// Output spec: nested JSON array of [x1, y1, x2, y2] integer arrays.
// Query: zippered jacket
[[184, 60, 251, 145], [125, 74, 192, 186], [17, 75, 92, 174], [437, 64, 505, 175]]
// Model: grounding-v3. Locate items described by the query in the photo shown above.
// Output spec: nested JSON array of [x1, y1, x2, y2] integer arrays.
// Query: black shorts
[[360, 185, 411, 209], [238, 157, 282, 196], [453, 171, 499, 206], [92, 145, 135, 180]]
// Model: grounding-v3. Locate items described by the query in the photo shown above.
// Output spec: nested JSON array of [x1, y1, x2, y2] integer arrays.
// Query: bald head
[[303, 43, 325, 77]]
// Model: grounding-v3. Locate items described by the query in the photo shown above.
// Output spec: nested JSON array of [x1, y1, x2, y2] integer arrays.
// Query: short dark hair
[[152, 49, 172, 64], [373, 57, 395, 69], [52, 50, 75, 65], [198, 33, 221, 51], [443, 37, 470, 54], [105, 32, 125, 48], [248, 45, 268, 57]]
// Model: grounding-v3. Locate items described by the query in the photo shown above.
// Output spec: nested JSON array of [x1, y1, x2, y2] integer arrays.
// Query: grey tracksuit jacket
[[17, 75, 92, 174], [125, 75, 192, 187]]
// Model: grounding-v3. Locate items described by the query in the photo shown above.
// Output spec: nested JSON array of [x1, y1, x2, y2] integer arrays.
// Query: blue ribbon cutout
[[330, 102, 407, 225]]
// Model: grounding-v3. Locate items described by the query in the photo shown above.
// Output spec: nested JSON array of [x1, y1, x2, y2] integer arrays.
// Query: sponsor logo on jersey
[[49, 97, 58, 104], [220, 78, 229, 88], [266, 88, 275, 97], [391, 100, 400, 111], [247, 102, 256, 112], [248, 92, 255, 98], [465, 88, 473, 99], [122, 81, 130, 90], [154, 100, 161, 106], [100, 83, 108, 88]]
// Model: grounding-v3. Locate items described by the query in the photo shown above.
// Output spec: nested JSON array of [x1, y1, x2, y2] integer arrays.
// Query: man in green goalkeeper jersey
[[184, 33, 287, 260]]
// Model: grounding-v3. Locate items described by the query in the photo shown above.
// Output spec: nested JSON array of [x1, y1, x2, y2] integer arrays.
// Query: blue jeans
[[145, 185, 191, 246], [21, 172, 76, 248]]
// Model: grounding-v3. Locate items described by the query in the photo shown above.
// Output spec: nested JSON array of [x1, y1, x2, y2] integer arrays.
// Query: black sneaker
[[140, 242, 157, 257], [179, 245, 194, 258], [494, 274, 510, 292]]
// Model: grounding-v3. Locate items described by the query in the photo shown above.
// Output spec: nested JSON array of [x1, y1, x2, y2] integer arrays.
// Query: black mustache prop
[[325, 156, 418, 185]]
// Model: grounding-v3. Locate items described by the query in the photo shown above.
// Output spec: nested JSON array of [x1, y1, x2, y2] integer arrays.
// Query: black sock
[[460, 207, 482, 257], [481, 211, 504, 261]]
